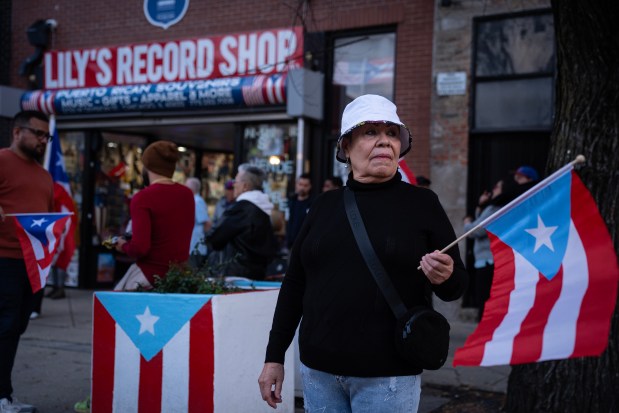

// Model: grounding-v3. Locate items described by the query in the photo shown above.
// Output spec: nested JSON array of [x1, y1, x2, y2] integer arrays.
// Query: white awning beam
[[56, 111, 292, 130]]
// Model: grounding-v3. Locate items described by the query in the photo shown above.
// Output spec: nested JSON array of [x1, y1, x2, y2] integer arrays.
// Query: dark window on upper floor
[[473, 11, 555, 131]]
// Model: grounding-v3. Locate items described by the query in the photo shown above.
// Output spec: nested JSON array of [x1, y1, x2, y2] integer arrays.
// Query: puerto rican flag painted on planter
[[93, 293, 214, 413], [92, 288, 290, 413]]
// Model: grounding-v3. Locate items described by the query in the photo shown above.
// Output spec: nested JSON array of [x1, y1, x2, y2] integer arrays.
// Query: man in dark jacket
[[205, 164, 277, 279]]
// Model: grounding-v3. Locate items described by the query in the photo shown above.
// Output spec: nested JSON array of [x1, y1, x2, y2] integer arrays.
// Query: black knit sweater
[[265, 172, 468, 376]]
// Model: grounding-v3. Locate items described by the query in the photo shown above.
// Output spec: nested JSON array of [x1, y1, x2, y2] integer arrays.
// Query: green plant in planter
[[141, 261, 242, 294]]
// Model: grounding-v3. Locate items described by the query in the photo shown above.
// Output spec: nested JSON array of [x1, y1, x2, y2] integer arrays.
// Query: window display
[[243, 124, 297, 217], [56, 131, 86, 286], [332, 32, 396, 131], [95, 134, 147, 247], [200, 152, 234, 217], [175, 146, 196, 184], [330, 32, 396, 179]]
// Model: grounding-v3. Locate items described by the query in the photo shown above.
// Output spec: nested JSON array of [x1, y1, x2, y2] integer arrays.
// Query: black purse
[[343, 188, 450, 370]]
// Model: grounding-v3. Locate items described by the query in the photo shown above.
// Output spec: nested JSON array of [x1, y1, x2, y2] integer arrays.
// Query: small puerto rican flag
[[45, 115, 77, 271], [13, 212, 72, 293]]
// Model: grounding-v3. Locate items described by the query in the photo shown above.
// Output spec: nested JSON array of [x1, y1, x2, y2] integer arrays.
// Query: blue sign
[[21, 74, 288, 115], [144, 0, 189, 29]]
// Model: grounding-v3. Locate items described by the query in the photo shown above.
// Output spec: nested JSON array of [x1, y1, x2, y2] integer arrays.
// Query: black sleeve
[[426, 192, 469, 302], [264, 196, 321, 363], [204, 203, 245, 250]]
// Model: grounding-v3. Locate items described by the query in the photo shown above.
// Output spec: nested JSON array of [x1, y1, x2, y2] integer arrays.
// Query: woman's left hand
[[115, 237, 127, 253], [419, 250, 454, 285]]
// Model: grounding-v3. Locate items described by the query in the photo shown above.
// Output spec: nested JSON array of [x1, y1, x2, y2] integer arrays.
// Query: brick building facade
[[431, 0, 551, 234], [8, 0, 435, 175], [2, 0, 554, 291]]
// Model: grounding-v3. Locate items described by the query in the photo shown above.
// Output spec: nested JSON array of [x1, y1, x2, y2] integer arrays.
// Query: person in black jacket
[[258, 95, 468, 412], [204, 164, 277, 279]]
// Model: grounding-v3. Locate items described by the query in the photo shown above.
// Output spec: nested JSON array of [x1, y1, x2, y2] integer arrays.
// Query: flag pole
[[43, 115, 55, 170], [5, 212, 75, 217], [418, 155, 586, 268]]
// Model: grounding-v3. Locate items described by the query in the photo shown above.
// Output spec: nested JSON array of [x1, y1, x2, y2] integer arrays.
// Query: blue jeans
[[300, 363, 421, 413]]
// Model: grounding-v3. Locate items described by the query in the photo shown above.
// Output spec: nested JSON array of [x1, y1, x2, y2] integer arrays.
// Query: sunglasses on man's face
[[20, 126, 52, 142]]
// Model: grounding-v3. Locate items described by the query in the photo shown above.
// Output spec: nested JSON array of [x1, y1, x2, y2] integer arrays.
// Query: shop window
[[331, 32, 396, 135], [326, 30, 396, 180], [473, 11, 555, 131], [56, 131, 86, 286], [175, 146, 196, 183], [95, 135, 197, 243], [475, 13, 554, 76], [95, 134, 147, 246], [200, 152, 234, 218], [242, 124, 297, 217]]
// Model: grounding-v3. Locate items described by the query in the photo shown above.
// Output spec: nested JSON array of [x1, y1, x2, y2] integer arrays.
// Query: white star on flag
[[55, 154, 65, 170], [136, 306, 160, 335], [31, 218, 47, 227], [525, 214, 558, 252]]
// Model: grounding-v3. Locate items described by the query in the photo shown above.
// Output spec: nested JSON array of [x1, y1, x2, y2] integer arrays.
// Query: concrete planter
[[91, 287, 294, 413]]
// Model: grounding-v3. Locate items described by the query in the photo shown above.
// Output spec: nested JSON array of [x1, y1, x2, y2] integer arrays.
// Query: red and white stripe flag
[[44, 115, 77, 271], [398, 159, 417, 185], [242, 74, 286, 106], [453, 163, 618, 366]]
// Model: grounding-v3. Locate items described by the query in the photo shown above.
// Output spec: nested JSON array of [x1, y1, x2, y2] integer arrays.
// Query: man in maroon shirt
[[0, 110, 53, 412], [114, 140, 194, 290]]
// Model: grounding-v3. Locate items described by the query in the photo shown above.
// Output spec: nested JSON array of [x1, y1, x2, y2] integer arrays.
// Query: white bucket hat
[[336, 94, 412, 163]]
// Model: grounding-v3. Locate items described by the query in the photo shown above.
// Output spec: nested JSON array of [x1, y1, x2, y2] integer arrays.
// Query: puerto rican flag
[[333, 58, 394, 86], [453, 169, 619, 366], [398, 159, 417, 185], [93, 293, 214, 413], [92, 289, 290, 413], [44, 115, 77, 270], [13, 213, 73, 293]]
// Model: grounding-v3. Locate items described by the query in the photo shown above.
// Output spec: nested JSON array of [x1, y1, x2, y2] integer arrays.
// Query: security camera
[[46, 19, 58, 29]]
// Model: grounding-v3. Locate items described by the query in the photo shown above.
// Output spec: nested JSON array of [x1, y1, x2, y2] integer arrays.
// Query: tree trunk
[[504, 1, 619, 412]]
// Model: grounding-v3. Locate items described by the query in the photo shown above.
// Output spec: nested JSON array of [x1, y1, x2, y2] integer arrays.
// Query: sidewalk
[[14, 288, 92, 413], [13, 288, 509, 413]]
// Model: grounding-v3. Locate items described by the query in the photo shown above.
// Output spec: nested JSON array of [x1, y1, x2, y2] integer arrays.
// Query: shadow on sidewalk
[[424, 384, 505, 413]]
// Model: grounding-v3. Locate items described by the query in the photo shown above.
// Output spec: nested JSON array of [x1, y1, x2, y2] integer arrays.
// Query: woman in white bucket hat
[[335, 93, 412, 164], [259, 94, 467, 412]]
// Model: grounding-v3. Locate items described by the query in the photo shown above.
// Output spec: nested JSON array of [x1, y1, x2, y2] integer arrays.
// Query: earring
[[345, 157, 351, 169]]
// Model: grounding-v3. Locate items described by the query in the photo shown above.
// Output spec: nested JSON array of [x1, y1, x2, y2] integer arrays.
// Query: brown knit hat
[[142, 141, 179, 178]]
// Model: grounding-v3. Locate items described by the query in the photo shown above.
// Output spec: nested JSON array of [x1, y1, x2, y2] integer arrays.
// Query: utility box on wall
[[0, 86, 24, 117], [287, 68, 324, 121]]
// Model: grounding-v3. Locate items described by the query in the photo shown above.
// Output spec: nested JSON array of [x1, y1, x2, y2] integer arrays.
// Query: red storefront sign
[[44, 27, 303, 90]]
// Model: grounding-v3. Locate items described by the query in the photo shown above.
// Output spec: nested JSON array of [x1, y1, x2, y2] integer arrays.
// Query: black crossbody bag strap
[[343, 187, 408, 319]]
